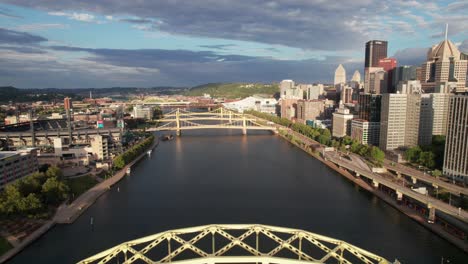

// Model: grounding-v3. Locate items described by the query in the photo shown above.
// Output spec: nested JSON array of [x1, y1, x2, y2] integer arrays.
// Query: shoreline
[[277, 131, 468, 254], [0, 136, 159, 264]]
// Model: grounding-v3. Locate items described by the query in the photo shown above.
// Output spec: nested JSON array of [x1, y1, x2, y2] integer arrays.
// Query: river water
[[9, 130, 467, 263]]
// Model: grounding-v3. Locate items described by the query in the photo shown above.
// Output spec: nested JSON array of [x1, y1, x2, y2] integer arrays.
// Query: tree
[[432, 169, 442, 178], [17, 176, 41, 196], [419, 151, 435, 169], [369, 146, 385, 165], [46, 166, 63, 180], [42, 177, 69, 205], [405, 146, 422, 163], [113, 156, 126, 170], [17, 194, 43, 215]]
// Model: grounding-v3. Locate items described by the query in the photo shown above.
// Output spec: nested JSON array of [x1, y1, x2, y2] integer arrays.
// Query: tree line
[[245, 110, 385, 166], [113, 134, 155, 170]]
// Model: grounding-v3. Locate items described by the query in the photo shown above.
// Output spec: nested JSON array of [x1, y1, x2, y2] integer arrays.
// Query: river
[[9, 130, 467, 263]]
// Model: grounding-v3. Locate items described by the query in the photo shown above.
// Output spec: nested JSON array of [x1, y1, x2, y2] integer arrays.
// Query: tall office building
[[418, 94, 433, 146], [280, 80, 302, 99], [365, 40, 388, 68], [369, 69, 387, 94], [305, 84, 324, 100], [392, 66, 418, 91], [379, 94, 421, 150], [421, 30, 468, 93], [443, 95, 468, 182], [351, 119, 380, 146], [351, 70, 361, 82], [378, 58, 397, 93], [296, 100, 326, 124], [64, 97, 73, 110], [431, 93, 451, 135], [341, 86, 353, 104], [358, 94, 381, 122], [332, 103, 354, 138], [364, 67, 384, 93], [334, 64, 346, 85]]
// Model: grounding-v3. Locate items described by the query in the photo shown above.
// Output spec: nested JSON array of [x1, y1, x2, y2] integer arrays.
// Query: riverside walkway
[[55, 138, 159, 224]]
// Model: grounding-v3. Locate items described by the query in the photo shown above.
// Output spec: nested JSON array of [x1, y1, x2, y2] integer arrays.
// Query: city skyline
[[0, 0, 467, 88]]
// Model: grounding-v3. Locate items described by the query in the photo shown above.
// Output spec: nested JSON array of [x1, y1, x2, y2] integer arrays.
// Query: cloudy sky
[[0, 0, 467, 88]]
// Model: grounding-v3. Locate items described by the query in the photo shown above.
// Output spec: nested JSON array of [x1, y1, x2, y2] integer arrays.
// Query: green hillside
[[184, 83, 279, 99]]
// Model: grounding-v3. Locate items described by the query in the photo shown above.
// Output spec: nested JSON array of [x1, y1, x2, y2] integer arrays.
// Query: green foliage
[[369, 146, 385, 165], [152, 106, 163, 119], [41, 177, 69, 205], [0, 167, 70, 218], [404, 136, 443, 170], [113, 135, 155, 170], [432, 169, 442, 177], [184, 83, 279, 99], [0, 236, 12, 256], [245, 110, 386, 166], [45, 166, 63, 180], [405, 146, 422, 163]]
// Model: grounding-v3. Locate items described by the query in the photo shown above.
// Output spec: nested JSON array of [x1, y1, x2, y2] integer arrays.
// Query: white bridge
[[148, 108, 276, 135], [78, 224, 392, 264]]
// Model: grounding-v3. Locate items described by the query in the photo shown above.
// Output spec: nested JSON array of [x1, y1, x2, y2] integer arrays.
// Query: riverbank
[[0, 137, 159, 264], [277, 129, 468, 253]]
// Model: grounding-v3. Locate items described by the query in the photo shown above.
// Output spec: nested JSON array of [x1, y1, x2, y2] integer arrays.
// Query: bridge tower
[[242, 116, 247, 135], [176, 108, 181, 136]]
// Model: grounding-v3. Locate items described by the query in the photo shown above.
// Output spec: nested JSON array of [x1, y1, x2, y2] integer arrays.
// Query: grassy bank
[[66, 176, 99, 201]]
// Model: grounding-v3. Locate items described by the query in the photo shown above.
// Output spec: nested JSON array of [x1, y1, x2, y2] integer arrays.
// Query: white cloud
[[105, 15, 113, 20], [16, 23, 68, 31], [48, 11, 95, 22]]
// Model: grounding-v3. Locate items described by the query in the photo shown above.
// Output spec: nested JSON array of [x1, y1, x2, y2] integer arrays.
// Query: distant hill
[[0, 86, 81, 103], [184, 83, 279, 99]]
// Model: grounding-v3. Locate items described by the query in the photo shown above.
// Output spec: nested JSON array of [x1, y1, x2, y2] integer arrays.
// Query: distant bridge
[[148, 108, 276, 135], [78, 224, 392, 264]]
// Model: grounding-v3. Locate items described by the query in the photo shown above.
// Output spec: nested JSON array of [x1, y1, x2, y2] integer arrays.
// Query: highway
[[324, 152, 468, 223], [382, 159, 468, 196]]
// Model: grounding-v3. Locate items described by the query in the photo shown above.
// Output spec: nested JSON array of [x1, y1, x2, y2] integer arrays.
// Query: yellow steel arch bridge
[[147, 108, 276, 135], [78, 224, 393, 264]]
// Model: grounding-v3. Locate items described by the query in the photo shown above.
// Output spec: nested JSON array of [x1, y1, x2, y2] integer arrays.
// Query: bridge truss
[[148, 108, 276, 135], [78, 224, 391, 264]]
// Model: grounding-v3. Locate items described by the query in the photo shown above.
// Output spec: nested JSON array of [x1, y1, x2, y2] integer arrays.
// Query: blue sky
[[0, 0, 467, 88]]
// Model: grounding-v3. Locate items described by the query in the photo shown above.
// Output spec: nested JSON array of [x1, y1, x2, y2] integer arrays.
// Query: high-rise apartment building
[[443, 95, 468, 182], [334, 64, 346, 85]]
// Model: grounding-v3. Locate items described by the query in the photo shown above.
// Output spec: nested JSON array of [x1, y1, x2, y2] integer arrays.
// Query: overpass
[[0, 128, 122, 148], [382, 159, 468, 196], [78, 224, 392, 264], [324, 152, 468, 223], [148, 108, 276, 135]]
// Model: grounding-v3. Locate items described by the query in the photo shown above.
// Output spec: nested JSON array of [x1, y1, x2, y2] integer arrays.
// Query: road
[[382, 160, 468, 196], [324, 153, 468, 223]]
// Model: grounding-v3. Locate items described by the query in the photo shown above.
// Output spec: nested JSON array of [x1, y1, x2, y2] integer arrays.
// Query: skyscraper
[[443, 95, 468, 182], [351, 70, 361, 82], [334, 64, 346, 85], [365, 40, 388, 68], [379, 94, 421, 150], [379, 58, 397, 93], [421, 27, 468, 93], [332, 103, 354, 138]]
